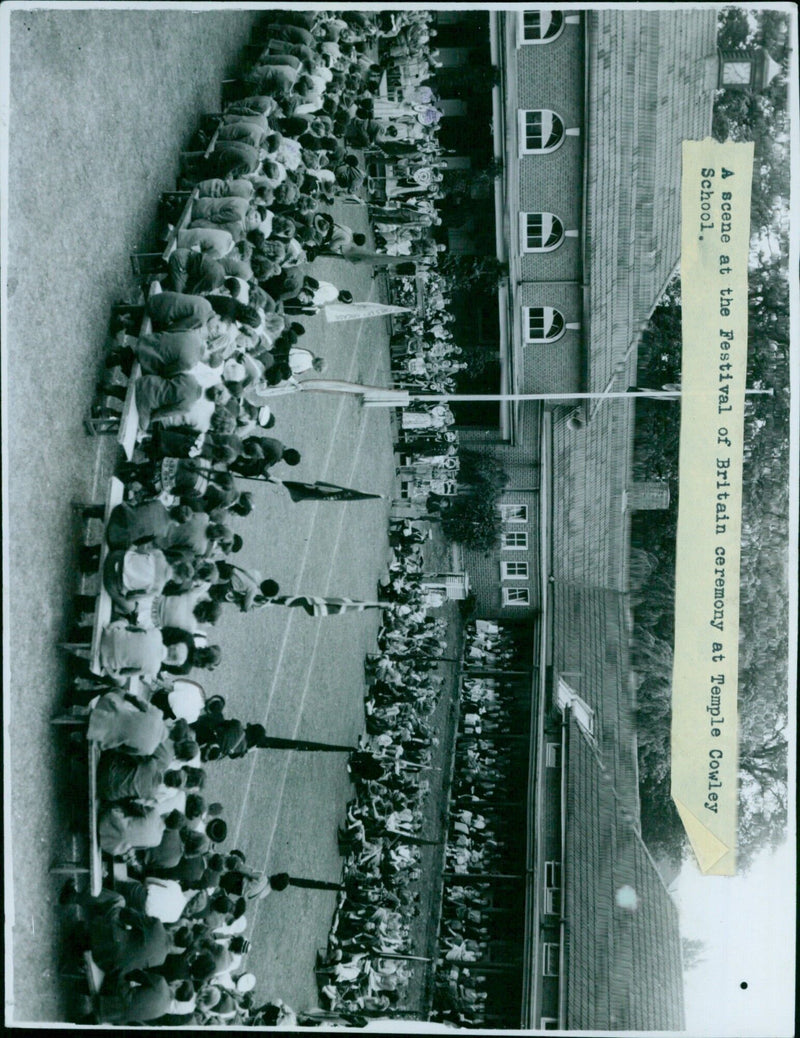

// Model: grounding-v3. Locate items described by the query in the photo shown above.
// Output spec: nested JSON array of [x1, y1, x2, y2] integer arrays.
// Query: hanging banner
[[670, 139, 754, 876], [324, 302, 414, 323]]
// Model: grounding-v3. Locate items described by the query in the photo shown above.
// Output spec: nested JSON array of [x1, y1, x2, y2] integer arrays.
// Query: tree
[[440, 449, 509, 553], [631, 9, 790, 871], [440, 487, 504, 553], [437, 254, 508, 294], [682, 938, 708, 971]]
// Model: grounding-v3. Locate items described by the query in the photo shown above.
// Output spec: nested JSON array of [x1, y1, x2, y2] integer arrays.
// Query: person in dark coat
[[96, 970, 177, 1024], [259, 265, 305, 302], [145, 837, 210, 888], [76, 501, 176, 583], [192, 716, 249, 760], [141, 809, 190, 871], [85, 892, 173, 975], [96, 741, 179, 802], [228, 436, 300, 478]]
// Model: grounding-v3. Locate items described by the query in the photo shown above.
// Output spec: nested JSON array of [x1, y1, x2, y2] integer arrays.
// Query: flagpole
[[295, 381, 772, 406], [403, 388, 775, 404]]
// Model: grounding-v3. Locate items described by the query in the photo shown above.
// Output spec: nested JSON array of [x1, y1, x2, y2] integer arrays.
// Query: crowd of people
[[52, 6, 487, 1026], [356, 10, 465, 505], [431, 622, 531, 1028], [56, 9, 422, 1027], [310, 519, 449, 1016]]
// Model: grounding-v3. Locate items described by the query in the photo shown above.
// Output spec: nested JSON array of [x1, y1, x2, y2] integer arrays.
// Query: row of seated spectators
[[59, 6, 389, 1027]]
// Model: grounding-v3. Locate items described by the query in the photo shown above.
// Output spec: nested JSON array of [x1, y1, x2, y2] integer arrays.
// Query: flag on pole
[[324, 301, 414, 322], [261, 595, 387, 616], [273, 479, 384, 503]]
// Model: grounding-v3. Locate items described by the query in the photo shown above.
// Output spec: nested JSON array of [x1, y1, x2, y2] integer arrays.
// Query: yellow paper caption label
[[670, 139, 754, 876]]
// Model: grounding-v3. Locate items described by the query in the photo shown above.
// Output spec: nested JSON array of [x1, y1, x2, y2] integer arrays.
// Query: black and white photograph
[[2, 2, 796, 1032]]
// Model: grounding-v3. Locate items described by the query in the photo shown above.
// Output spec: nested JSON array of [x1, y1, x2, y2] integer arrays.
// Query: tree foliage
[[682, 938, 708, 971], [440, 449, 509, 552], [632, 9, 791, 870]]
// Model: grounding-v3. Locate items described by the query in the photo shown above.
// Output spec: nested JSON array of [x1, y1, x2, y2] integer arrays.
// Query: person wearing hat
[[205, 817, 228, 845], [209, 565, 278, 614]]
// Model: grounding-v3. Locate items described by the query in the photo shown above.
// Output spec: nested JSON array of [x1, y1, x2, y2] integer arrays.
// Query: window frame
[[545, 742, 561, 767], [545, 861, 561, 886], [501, 531, 529, 551], [520, 211, 564, 253], [518, 109, 565, 155], [542, 941, 560, 977], [499, 504, 528, 523], [544, 887, 562, 915], [523, 305, 566, 344], [502, 586, 531, 607], [518, 10, 566, 45], [544, 862, 562, 915], [501, 560, 530, 580]]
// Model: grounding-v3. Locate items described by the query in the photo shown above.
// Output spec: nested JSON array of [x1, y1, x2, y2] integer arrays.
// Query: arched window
[[524, 306, 565, 343], [520, 10, 565, 43], [521, 212, 564, 252], [519, 110, 564, 154]]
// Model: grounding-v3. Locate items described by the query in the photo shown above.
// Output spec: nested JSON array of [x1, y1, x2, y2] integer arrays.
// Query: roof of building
[[563, 718, 685, 1031], [584, 8, 718, 393], [550, 12, 717, 590], [550, 581, 639, 811], [550, 584, 684, 1030]]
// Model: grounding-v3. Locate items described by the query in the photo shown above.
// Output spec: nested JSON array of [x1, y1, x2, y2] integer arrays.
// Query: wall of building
[[511, 11, 585, 397], [518, 281, 583, 394], [460, 403, 543, 619]]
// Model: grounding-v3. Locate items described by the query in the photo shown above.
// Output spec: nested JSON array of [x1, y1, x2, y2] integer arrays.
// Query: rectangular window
[[524, 109, 542, 150], [545, 887, 562, 915], [545, 742, 561, 768], [501, 532, 528, 550], [501, 561, 530, 580], [543, 942, 560, 977], [502, 586, 530, 607], [526, 306, 545, 341], [500, 504, 528, 523], [522, 212, 542, 251], [545, 861, 562, 888], [540, 1018, 559, 1031], [544, 860, 562, 914]]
